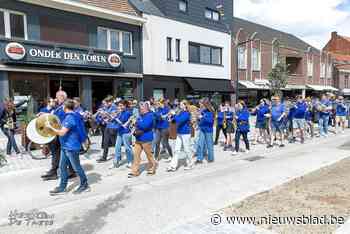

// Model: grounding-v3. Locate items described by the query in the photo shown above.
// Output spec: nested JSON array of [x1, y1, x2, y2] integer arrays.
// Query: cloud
[[234, 0, 350, 49]]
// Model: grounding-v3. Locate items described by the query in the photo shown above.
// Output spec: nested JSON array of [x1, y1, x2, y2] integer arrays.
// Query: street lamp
[[235, 39, 253, 103]]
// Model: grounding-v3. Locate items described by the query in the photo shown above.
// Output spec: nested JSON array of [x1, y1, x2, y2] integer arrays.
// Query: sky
[[234, 0, 350, 49]]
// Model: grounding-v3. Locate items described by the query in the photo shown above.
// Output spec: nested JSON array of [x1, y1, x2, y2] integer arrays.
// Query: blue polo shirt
[[256, 104, 270, 123], [174, 111, 191, 135], [54, 104, 66, 122], [236, 108, 250, 132], [271, 103, 285, 122], [320, 100, 331, 117], [155, 107, 170, 129], [116, 110, 132, 135], [336, 103, 347, 116], [225, 110, 234, 121], [59, 113, 81, 151], [217, 111, 224, 126], [294, 101, 307, 119], [39, 106, 54, 114], [106, 104, 119, 129], [135, 112, 154, 142], [198, 109, 214, 133]]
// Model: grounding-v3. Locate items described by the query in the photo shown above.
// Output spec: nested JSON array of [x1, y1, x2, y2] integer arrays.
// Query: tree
[[268, 62, 289, 97]]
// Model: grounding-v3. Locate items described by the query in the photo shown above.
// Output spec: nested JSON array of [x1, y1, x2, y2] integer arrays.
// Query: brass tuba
[[26, 114, 62, 144]]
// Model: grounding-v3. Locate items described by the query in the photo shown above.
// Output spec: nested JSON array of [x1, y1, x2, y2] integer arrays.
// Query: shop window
[[0, 9, 27, 39], [97, 27, 133, 55], [153, 89, 165, 100], [117, 81, 134, 100]]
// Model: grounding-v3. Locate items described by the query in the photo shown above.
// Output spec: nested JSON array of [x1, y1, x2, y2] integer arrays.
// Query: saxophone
[[222, 110, 227, 129]]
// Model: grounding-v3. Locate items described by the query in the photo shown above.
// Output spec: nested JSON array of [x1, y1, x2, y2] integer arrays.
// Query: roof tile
[[71, 0, 139, 16]]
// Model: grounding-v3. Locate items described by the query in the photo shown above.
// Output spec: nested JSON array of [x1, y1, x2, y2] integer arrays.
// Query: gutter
[[18, 0, 147, 26]]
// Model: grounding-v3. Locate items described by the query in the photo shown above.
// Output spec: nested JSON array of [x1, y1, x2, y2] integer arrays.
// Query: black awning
[[185, 78, 234, 93]]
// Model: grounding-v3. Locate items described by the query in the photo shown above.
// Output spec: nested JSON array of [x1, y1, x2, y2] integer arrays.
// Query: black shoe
[[96, 157, 107, 163], [279, 144, 285, 148], [207, 160, 214, 163], [194, 160, 203, 165], [73, 184, 90, 194], [43, 174, 58, 181], [68, 173, 77, 179], [49, 187, 66, 196], [266, 145, 273, 148], [214, 142, 218, 145]]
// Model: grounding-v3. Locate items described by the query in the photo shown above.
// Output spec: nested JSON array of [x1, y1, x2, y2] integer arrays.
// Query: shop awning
[[284, 85, 306, 90], [254, 79, 270, 89], [342, 89, 350, 95], [238, 81, 260, 89], [185, 78, 234, 93], [306, 85, 338, 92]]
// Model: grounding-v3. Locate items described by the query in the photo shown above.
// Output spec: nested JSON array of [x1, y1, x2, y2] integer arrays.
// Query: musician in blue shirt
[[293, 95, 307, 143], [47, 99, 89, 195], [97, 96, 118, 163], [41, 90, 75, 181], [223, 102, 235, 151], [335, 96, 347, 134], [154, 99, 173, 161], [318, 94, 332, 137], [129, 102, 157, 177], [38, 98, 56, 114], [196, 98, 215, 163], [214, 104, 227, 145], [232, 101, 250, 155], [113, 100, 134, 168], [167, 100, 193, 172], [252, 99, 270, 145], [269, 96, 286, 148]]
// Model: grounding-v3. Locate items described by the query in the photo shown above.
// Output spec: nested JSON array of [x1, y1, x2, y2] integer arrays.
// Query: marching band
[[1, 90, 350, 196]]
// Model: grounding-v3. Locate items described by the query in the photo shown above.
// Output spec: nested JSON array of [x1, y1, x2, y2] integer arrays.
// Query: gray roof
[[233, 17, 320, 53], [129, 0, 164, 17]]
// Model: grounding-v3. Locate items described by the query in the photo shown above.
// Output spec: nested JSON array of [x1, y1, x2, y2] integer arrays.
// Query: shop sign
[[1, 40, 122, 70]]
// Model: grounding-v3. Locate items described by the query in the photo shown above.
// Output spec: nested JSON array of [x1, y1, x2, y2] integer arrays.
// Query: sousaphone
[[26, 114, 61, 144]]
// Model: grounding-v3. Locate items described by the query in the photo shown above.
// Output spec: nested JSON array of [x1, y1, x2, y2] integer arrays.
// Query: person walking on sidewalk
[[293, 95, 307, 143], [214, 103, 227, 146], [335, 96, 347, 134], [268, 96, 286, 148], [48, 99, 89, 195]]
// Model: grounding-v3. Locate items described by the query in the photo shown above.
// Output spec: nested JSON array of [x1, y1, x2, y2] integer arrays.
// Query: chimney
[[332, 31, 338, 39]]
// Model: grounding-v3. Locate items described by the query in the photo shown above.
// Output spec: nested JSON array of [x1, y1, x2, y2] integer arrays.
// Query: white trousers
[[169, 134, 193, 169]]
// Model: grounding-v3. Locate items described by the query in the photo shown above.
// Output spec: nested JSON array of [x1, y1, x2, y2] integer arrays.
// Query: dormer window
[[179, 1, 188, 13], [205, 8, 220, 21]]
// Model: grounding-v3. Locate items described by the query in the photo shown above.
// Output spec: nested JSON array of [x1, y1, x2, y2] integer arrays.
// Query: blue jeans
[[319, 115, 330, 136], [115, 133, 133, 163], [1, 127, 19, 155], [59, 149, 87, 191], [196, 131, 214, 162]]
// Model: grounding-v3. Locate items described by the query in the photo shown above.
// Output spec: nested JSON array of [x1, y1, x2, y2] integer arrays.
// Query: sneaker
[[164, 157, 172, 163], [245, 150, 250, 154], [49, 187, 66, 196], [126, 162, 132, 168], [113, 160, 120, 168], [279, 144, 285, 148], [232, 151, 238, 156], [194, 160, 203, 165], [43, 174, 58, 181], [266, 145, 273, 149], [73, 184, 90, 194], [184, 165, 194, 170], [96, 157, 107, 163], [166, 167, 177, 172]]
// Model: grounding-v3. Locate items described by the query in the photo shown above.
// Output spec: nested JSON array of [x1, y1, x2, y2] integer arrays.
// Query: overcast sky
[[234, 0, 350, 49]]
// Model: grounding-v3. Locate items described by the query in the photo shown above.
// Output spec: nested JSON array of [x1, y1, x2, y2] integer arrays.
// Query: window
[[0, 9, 27, 39], [0, 11, 5, 36], [252, 42, 261, 71], [238, 45, 247, 69], [176, 39, 181, 62], [286, 57, 302, 75], [345, 75, 349, 89], [307, 54, 313, 77], [327, 64, 332, 79], [153, 89, 165, 100], [189, 42, 222, 65], [205, 9, 220, 21], [97, 27, 133, 55], [272, 41, 279, 68], [320, 62, 326, 78], [167, 37, 172, 61], [179, 0, 188, 12]]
